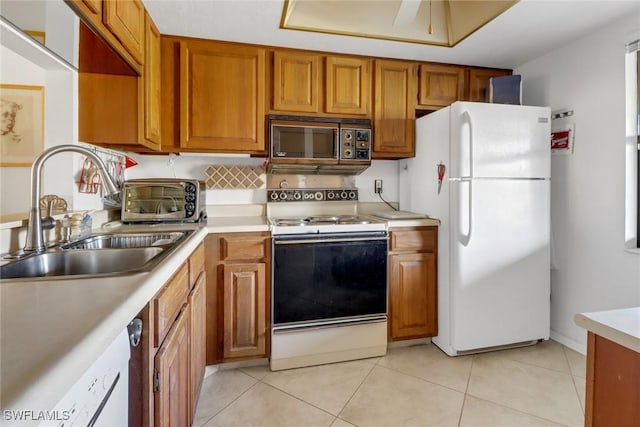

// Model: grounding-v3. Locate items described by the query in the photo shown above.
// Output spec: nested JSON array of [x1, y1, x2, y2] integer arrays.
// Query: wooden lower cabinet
[[585, 332, 640, 427], [130, 243, 206, 427], [206, 232, 271, 365], [188, 272, 207, 419], [154, 306, 190, 427], [389, 252, 437, 339], [222, 263, 267, 359], [388, 227, 438, 341]]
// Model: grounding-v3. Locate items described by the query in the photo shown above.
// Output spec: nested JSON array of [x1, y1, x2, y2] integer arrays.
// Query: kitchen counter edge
[[574, 307, 640, 354], [0, 217, 270, 418]]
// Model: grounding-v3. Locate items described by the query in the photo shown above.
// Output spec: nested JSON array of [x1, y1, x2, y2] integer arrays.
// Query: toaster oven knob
[[185, 182, 196, 193], [186, 202, 195, 212], [186, 193, 196, 202]]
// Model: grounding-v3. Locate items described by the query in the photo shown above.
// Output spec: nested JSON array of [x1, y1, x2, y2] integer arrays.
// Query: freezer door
[[450, 102, 550, 179], [450, 179, 550, 352]]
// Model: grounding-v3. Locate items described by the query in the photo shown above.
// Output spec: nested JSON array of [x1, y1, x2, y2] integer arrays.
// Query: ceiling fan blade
[[393, 0, 421, 26]]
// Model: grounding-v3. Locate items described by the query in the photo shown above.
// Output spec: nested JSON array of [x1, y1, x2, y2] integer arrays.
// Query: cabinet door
[[180, 40, 266, 153], [75, 0, 102, 27], [154, 307, 189, 427], [467, 68, 511, 102], [273, 51, 320, 113], [189, 272, 206, 422], [373, 59, 416, 158], [143, 12, 161, 149], [325, 56, 370, 115], [223, 263, 266, 360], [104, 0, 145, 64], [389, 252, 437, 340], [418, 64, 464, 109]]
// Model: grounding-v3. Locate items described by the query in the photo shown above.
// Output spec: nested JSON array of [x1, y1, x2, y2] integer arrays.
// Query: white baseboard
[[550, 329, 586, 355]]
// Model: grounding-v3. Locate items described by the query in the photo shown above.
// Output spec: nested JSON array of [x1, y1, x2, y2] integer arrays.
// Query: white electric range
[[266, 187, 389, 371]]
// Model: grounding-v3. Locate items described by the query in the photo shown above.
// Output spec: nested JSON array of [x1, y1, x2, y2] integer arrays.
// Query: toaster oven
[[121, 179, 206, 223]]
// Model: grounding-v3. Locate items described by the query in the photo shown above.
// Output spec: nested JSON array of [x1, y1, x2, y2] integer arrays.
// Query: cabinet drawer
[[220, 236, 267, 261], [154, 262, 190, 347], [389, 227, 437, 253], [189, 243, 205, 286]]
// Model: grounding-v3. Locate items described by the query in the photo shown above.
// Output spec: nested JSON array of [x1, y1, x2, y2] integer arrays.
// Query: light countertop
[[0, 212, 431, 418], [574, 307, 640, 353], [0, 215, 268, 418], [386, 218, 440, 228]]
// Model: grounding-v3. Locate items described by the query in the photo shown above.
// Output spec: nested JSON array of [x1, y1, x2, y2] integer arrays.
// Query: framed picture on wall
[[0, 84, 45, 167]]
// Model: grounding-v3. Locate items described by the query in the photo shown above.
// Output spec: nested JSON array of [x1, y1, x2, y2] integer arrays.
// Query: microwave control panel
[[340, 128, 371, 161]]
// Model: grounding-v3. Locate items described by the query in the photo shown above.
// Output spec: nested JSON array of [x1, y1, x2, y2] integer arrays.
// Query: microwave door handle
[[335, 128, 339, 158]]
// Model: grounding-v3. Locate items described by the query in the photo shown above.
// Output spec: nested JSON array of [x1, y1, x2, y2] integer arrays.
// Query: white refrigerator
[[399, 101, 551, 356]]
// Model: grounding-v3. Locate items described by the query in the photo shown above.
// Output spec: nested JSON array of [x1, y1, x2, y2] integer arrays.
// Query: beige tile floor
[[194, 340, 587, 427]]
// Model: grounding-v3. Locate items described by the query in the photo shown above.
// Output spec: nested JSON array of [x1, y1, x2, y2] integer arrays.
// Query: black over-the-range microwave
[[268, 115, 372, 175]]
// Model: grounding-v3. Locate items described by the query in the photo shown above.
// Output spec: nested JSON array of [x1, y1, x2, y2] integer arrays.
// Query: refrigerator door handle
[[461, 111, 474, 179], [459, 179, 472, 246]]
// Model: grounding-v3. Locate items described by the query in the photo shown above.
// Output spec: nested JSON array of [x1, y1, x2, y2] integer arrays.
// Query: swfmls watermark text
[[3, 410, 71, 422]]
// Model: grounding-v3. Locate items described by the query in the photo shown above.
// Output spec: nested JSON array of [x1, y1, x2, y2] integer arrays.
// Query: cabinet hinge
[[153, 370, 160, 392]]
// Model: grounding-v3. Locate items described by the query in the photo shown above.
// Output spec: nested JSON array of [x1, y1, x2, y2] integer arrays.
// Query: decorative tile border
[[204, 165, 265, 189]]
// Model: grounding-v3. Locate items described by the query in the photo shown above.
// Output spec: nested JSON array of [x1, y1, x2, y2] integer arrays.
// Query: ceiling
[[143, 0, 640, 69]]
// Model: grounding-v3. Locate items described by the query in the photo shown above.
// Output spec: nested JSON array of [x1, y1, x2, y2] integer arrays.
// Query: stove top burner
[[272, 215, 374, 226]]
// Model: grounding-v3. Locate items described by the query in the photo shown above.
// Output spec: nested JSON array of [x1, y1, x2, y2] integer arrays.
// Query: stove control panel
[[268, 189, 358, 202]]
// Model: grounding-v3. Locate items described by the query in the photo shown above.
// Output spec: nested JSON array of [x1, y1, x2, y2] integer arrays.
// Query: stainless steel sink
[[62, 232, 188, 250], [0, 230, 194, 280], [0, 248, 163, 279]]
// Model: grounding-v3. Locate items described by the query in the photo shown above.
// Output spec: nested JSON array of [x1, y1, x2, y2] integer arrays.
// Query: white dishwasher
[[43, 328, 130, 427]]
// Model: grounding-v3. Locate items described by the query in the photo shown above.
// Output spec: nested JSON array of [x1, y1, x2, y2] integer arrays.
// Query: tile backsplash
[[204, 165, 265, 189]]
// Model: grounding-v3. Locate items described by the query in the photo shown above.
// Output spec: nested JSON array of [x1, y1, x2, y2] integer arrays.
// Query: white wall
[[515, 13, 640, 352], [0, 46, 78, 215], [127, 152, 400, 206]]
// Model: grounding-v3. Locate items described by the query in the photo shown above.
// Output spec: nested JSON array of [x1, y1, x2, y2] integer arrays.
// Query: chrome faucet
[[24, 145, 121, 253]]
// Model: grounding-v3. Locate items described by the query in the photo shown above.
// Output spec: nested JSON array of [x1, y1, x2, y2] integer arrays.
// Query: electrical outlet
[[374, 179, 383, 194]]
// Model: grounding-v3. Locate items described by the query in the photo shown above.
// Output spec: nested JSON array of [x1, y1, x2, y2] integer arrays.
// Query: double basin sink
[[0, 231, 193, 280]]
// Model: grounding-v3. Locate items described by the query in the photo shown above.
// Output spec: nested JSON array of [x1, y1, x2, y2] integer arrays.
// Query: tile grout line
[[465, 354, 583, 426], [195, 372, 261, 427], [561, 345, 586, 415], [374, 358, 470, 396], [457, 354, 476, 426], [331, 359, 378, 426], [257, 372, 349, 424]]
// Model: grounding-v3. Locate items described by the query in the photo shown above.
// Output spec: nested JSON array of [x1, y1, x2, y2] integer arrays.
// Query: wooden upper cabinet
[[179, 40, 266, 154], [272, 51, 320, 113], [75, 0, 102, 26], [418, 63, 465, 109], [467, 67, 512, 102], [325, 56, 370, 115], [373, 59, 416, 159], [103, 0, 145, 64], [143, 12, 161, 149]]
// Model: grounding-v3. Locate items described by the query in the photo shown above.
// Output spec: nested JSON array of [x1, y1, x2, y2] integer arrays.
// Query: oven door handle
[[274, 236, 387, 245], [273, 315, 388, 334]]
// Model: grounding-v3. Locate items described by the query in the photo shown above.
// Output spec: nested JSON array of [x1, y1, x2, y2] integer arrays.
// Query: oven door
[[272, 232, 388, 330]]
